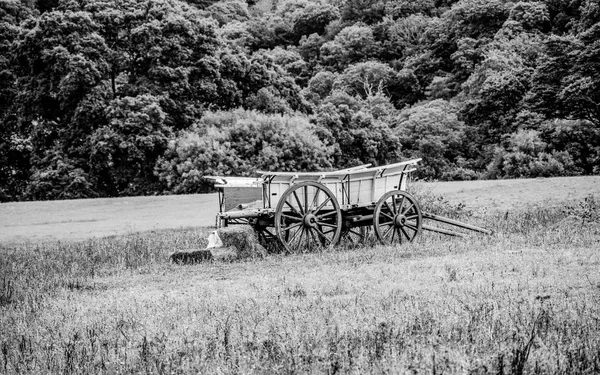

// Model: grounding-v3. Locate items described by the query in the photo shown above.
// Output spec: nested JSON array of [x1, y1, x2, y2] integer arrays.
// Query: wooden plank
[[257, 159, 421, 178]]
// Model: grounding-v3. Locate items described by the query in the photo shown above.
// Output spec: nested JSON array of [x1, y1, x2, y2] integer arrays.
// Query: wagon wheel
[[373, 190, 422, 245], [275, 181, 342, 253]]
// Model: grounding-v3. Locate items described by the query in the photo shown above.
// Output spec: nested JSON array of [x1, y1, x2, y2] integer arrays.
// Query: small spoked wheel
[[275, 181, 342, 253], [373, 190, 422, 245]]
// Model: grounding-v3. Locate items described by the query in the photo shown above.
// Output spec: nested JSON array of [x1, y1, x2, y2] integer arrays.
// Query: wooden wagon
[[206, 159, 490, 252]]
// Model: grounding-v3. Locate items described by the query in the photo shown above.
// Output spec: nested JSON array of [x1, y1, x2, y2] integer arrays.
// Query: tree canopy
[[1, 0, 599, 201]]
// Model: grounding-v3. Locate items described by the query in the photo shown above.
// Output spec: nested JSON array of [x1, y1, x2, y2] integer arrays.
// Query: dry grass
[[1, 195, 599, 373]]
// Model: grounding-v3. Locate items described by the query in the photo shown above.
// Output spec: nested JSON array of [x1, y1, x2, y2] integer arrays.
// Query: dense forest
[[0, 0, 599, 201]]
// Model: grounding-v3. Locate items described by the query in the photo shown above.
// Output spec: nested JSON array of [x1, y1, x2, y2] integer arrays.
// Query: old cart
[[206, 159, 490, 252]]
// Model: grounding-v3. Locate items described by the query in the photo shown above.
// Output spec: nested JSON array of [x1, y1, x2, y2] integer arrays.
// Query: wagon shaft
[[422, 212, 492, 236]]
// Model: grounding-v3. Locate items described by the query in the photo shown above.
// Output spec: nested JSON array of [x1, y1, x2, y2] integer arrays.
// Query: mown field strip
[[1, 176, 599, 245]]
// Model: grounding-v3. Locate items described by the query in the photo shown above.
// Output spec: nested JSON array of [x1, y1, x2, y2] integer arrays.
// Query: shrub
[[156, 110, 334, 193], [486, 129, 577, 178]]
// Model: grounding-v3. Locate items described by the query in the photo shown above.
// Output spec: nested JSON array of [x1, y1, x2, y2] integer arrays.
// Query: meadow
[[1, 178, 599, 374]]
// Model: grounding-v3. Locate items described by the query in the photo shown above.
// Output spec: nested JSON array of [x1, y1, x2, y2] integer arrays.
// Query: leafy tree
[[461, 24, 544, 145], [486, 129, 576, 178], [386, 14, 437, 61], [253, 47, 309, 85], [24, 149, 97, 200], [207, 0, 250, 26], [394, 99, 466, 179], [319, 24, 375, 70], [528, 27, 600, 130], [303, 70, 337, 105], [156, 110, 333, 193], [541, 0, 583, 34], [339, 0, 386, 24], [540, 119, 600, 175], [89, 94, 171, 196], [0, 0, 37, 200], [314, 91, 402, 167], [335, 61, 421, 109], [291, 2, 339, 41], [384, 0, 436, 19], [297, 32, 324, 60], [508, 1, 551, 32]]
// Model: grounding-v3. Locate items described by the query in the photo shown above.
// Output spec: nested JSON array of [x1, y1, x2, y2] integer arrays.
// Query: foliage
[[319, 24, 375, 70], [314, 91, 402, 167], [2, 0, 600, 200], [394, 99, 466, 179], [156, 110, 333, 193], [486, 129, 576, 179]]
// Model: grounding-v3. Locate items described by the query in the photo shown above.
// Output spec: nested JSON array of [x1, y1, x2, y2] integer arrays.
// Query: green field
[[1, 177, 599, 373]]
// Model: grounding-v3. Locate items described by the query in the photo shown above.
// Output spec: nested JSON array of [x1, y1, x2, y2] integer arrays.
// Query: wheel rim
[[373, 190, 422, 245], [275, 182, 342, 253]]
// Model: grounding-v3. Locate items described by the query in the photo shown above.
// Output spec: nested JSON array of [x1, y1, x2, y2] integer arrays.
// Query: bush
[[155, 109, 334, 193], [486, 129, 577, 178]]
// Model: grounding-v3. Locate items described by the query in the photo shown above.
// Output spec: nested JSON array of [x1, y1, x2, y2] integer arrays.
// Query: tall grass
[[1, 198, 599, 374]]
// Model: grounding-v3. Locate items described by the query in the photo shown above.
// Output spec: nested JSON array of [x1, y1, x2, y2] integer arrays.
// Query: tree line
[[1, 0, 599, 201]]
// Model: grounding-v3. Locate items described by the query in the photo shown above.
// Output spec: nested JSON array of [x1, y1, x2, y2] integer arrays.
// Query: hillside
[[1, 0, 599, 201]]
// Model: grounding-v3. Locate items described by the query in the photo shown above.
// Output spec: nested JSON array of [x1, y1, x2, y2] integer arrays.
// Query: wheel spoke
[[383, 225, 394, 240], [314, 197, 332, 215], [402, 203, 416, 216], [381, 211, 395, 222], [293, 190, 304, 215], [404, 223, 419, 232], [288, 226, 303, 247], [315, 227, 331, 244], [405, 214, 419, 220], [397, 196, 405, 213], [304, 186, 309, 214], [305, 227, 311, 251], [285, 200, 301, 216], [309, 228, 322, 247], [391, 226, 397, 242], [281, 213, 302, 222], [392, 196, 399, 214], [401, 226, 412, 241], [346, 228, 365, 237], [283, 222, 302, 233], [385, 201, 396, 215], [308, 188, 320, 213], [322, 227, 337, 235]]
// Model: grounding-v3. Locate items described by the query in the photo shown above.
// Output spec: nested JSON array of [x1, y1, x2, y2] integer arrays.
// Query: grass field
[[1, 176, 599, 373], [1, 176, 598, 245]]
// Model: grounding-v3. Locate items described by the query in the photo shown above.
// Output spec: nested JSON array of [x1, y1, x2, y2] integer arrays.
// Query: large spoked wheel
[[275, 181, 342, 253], [373, 190, 422, 245]]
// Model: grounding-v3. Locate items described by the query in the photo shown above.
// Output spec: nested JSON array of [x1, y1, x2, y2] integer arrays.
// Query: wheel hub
[[303, 213, 318, 228], [394, 214, 407, 228]]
